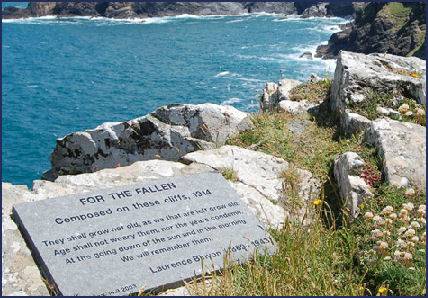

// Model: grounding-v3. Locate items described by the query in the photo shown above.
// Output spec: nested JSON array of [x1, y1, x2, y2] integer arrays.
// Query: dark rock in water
[[28, 2, 57, 16], [52, 2, 100, 16], [301, 2, 329, 18], [300, 51, 313, 59], [245, 2, 297, 14], [2, 6, 31, 18], [294, 1, 359, 18], [316, 2, 426, 59]]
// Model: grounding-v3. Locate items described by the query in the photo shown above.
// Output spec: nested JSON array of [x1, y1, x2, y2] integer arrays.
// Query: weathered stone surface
[[2, 183, 50, 296], [279, 100, 318, 115], [14, 172, 276, 295], [45, 104, 252, 180], [341, 110, 372, 135], [334, 152, 373, 219], [364, 118, 426, 191], [316, 2, 426, 59], [331, 51, 426, 115], [4, 150, 302, 295], [301, 2, 328, 18], [182, 146, 320, 220], [260, 79, 301, 112]]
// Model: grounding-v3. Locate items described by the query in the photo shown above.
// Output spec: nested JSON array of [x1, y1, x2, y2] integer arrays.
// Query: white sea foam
[[226, 18, 245, 24], [221, 97, 243, 105], [215, 71, 232, 77]]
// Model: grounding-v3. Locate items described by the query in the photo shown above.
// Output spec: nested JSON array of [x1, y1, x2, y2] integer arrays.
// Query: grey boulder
[[260, 79, 301, 112], [334, 152, 373, 219], [44, 104, 252, 180], [364, 118, 426, 191], [331, 51, 426, 133]]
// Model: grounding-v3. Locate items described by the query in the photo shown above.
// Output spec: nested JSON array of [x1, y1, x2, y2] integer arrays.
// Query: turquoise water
[[2, 11, 347, 187]]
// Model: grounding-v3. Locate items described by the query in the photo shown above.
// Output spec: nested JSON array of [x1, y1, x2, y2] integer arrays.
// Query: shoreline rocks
[[44, 104, 252, 180], [316, 2, 426, 59], [2, 2, 357, 20]]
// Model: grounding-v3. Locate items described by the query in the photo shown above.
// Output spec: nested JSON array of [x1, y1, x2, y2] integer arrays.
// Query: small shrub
[[220, 168, 238, 182], [288, 79, 331, 103]]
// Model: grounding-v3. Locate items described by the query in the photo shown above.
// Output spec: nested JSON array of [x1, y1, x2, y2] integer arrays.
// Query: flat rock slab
[[13, 172, 276, 296], [365, 118, 426, 191], [331, 51, 426, 115]]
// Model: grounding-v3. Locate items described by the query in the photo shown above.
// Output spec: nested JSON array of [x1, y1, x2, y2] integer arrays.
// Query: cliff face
[[2, 2, 355, 19], [316, 2, 426, 59]]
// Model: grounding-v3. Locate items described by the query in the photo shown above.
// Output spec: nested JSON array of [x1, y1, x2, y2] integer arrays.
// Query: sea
[[2, 2, 349, 187]]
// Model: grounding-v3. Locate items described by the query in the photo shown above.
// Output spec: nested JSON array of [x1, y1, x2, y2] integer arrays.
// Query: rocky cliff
[[316, 2, 426, 59], [2, 2, 356, 19]]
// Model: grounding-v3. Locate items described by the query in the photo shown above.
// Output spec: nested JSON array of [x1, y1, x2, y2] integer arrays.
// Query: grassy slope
[[184, 80, 426, 296]]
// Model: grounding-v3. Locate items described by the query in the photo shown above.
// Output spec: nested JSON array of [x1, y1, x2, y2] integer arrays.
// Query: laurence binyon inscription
[[13, 172, 277, 296]]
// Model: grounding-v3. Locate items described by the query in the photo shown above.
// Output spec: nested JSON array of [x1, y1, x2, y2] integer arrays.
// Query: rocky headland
[[3, 48, 426, 295], [2, 2, 427, 294], [316, 2, 426, 59]]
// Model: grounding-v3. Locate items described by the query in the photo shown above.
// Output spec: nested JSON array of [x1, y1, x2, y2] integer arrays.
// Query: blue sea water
[[2, 8, 348, 187]]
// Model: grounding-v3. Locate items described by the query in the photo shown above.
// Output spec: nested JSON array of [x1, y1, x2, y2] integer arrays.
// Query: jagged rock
[[279, 100, 318, 115], [364, 118, 426, 191], [260, 79, 301, 112], [331, 51, 426, 113], [299, 51, 313, 59], [376, 106, 400, 118], [3, 2, 357, 19], [331, 51, 426, 133], [334, 152, 373, 219], [301, 2, 329, 18], [182, 145, 320, 225], [341, 110, 372, 135], [44, 104, 252, 180], [316, 2, 426, 59], [245, 2, 297, 14]]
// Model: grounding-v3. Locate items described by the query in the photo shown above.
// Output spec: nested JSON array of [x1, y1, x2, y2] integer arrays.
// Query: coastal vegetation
[[186, 98, 426, 297]]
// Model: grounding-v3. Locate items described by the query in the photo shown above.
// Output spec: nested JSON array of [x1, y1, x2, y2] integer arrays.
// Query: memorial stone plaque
[[13, 172, 277, 296]]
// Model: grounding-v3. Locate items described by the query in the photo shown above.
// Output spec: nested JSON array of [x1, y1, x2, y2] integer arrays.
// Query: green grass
[[288, 78, 331, 103], [220, 168, 239, 182], [347, 91, 426, 126], [138, 108, 426, 296], [379, 3, 412, 31], [227, 112, 377, 180]]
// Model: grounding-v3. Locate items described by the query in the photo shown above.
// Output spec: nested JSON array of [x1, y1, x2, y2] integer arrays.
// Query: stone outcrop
[[334, 152, 373, 219], [260, 79, 301, 112], [182, 145, 321, 225], [316, 2, 426, 59], [3, 143, 323, 295], [330, 51, 426, 134], [2, 2, 356, 19], [341, 111, 372, 136], [278, 100, 319, 115], [301, 2, 329, 18], [44, 104, 252, 180], [364, 118, 426, 191], [245, 2, 296, 14]]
